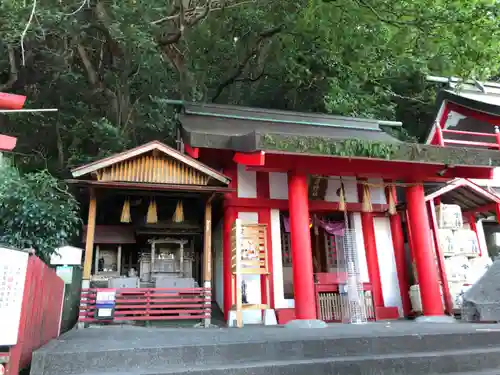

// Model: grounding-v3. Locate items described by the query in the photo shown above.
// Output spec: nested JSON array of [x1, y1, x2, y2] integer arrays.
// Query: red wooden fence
[[435, 122, 500, 149], [79, 287, 211, 323], [4, 255, 64, 375]]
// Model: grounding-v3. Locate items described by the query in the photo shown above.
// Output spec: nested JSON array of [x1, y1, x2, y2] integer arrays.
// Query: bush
[[0, 159, 80, 262]]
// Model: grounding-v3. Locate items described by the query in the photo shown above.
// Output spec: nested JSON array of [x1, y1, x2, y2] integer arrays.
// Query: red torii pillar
[[406, 183, 444, 316], [287, 171, 317, 320]]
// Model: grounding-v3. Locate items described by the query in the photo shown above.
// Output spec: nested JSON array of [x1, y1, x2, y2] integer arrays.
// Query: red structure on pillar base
[[406, 184, 444, 316], [287, 172, 317, 320]]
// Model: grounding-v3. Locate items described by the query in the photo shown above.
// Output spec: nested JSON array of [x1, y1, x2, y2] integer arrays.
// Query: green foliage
[[1, 0, 500, 174], [0, 160, 80, 262], [261, 133, 500, 166], [262, 134, 398, 159]]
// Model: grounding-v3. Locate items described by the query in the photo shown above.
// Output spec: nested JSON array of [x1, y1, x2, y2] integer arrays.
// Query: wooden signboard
[[231, 219, 270, 328]]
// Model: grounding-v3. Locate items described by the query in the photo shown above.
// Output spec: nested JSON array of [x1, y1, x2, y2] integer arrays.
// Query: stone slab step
[[31, 330, 500, 375], [47, 347, 500, 375]]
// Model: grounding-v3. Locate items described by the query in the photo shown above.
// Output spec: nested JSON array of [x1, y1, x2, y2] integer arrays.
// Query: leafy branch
[[211, 25, 283, 102]]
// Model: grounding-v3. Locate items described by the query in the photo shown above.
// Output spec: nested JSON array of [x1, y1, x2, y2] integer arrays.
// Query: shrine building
[[72, 99, 500, 326]]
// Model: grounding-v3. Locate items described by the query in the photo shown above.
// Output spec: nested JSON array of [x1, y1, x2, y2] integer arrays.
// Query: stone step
[[31, 325, 500, 375], [71, 347, 500, 375], [33, 340, 500, 375]]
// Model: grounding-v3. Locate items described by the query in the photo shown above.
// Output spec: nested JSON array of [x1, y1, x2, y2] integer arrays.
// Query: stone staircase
[[30, 323, 500, 375]]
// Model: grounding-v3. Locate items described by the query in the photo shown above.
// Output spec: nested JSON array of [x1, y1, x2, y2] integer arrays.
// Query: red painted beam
[[247, 153, 492, 180], [463, 202, 498, 214], [224, 196, 389, 212], [443, 129, 497, 138], [0, 134, 17, 151], [233, 151, 266, 166], [0, 92, 26, 110], [184, 144, 199, 159]]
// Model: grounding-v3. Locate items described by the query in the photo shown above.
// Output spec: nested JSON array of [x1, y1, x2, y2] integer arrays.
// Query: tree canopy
[[1, 0, 500, 174]]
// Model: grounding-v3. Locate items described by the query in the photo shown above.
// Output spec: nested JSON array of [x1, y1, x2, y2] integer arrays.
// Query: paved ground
[[38, 321, 500, 354]]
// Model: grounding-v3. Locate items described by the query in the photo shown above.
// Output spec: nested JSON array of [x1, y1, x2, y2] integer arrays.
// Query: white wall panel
[[237, 164, 257, 198], [374, 217, 402, 315], [269, 172, 288, 200], [325, 176, 359, 203]]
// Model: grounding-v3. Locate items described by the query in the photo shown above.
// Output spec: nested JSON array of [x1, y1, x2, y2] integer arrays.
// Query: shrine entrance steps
[[31, 322, 500, 375]]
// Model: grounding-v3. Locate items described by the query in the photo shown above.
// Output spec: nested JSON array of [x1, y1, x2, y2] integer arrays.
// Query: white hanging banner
[[0, 247, 29, 345]]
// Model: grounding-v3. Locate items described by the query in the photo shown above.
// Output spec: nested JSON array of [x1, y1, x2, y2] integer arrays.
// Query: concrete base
[[227, 309, 278, 327], [227, 310, 240, 328], [263, 309, 278, 326], [415, 315, 456, 324], [284, 319, 328, 328]]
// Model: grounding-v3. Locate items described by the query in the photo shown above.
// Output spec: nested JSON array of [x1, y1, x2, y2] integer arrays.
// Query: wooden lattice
[[96, 153, 210, 185], [317, 291, 375, 322], [324, 233, 337, 269]]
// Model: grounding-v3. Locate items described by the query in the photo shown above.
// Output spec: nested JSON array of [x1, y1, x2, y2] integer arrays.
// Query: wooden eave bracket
[[233, 151, 266, 166]]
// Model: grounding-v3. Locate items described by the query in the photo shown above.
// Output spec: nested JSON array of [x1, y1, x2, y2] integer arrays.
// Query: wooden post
[[94, 245, 100, 275], [234, 220, 243, 328], [83, 188, 97, 281], [203, 195, 213, 327], [150, 241, 156, 283], [117, 245, 122, 274]]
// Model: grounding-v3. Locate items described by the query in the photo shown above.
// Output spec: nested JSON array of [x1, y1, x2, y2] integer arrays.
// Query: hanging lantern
[[146, 199, 158, 224], [120, 198, 131, 223], [338, 182, 346, 212], [172, 200, 184, 223], [362, 184, 373, 213], [387, 185, 397, 216]]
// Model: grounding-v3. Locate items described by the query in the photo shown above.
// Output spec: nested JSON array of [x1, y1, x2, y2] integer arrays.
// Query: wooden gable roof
[[71, 141, 230, 186]]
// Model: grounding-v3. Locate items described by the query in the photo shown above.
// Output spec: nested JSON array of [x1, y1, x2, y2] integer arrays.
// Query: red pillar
[[406, 184, 444, 316], [389, 212, 411, 317], [361, 212, 385, 309], [288, 172, 317, 320]]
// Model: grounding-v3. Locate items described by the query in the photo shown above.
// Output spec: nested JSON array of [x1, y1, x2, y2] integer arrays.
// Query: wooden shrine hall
[[69, 141, 234, 326]]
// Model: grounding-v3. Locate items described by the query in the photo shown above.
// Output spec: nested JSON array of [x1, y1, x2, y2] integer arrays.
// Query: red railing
[[435, 122, 500, 149], [6, 255, 64, 375], [79, 287, 211, 322]]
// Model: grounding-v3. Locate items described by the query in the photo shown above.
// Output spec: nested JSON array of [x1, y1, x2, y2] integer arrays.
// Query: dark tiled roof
[[180, 102, 400, 152]]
